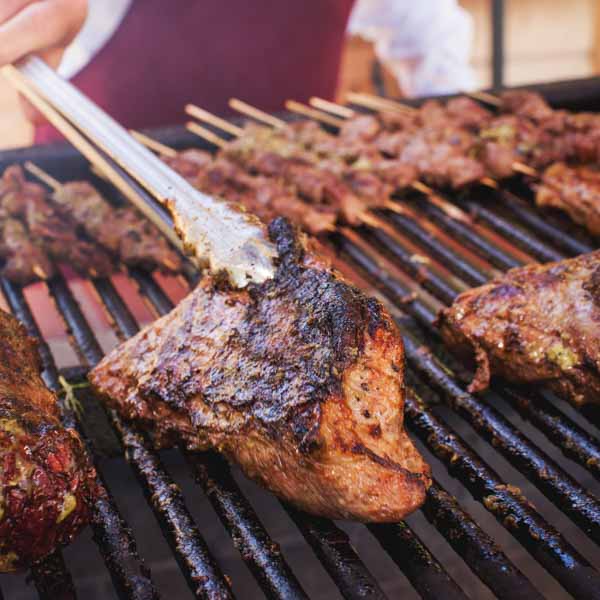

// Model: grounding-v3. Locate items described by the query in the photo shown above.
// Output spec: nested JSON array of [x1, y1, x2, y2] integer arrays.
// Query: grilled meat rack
[[2, 77, 600, 600]]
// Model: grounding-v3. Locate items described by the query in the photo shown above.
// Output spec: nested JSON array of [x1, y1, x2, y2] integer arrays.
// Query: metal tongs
[[2, 56, 277, 288]]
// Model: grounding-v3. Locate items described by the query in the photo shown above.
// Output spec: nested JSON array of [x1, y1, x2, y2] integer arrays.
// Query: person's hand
[[0, 0, 87, 68], [0, 0, 88, 125]]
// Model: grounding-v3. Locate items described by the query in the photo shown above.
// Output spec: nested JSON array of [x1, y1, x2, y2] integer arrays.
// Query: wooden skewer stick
[[285, 100, 344, 128], [185, 104, 244, 137], [309, 97, 356, 119], [512, 162, 539, 177], [186, 122, 227, 148], [130, 131, 177, 158], [32, 265, 49, 280], [229, 98, 287, 129], [467, 91, 502, 107], [346, 92, 415, 115], [24, 161, 61, 192]]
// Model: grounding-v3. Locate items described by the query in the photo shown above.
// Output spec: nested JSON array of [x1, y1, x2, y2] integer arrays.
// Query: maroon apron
[[36, 0, 355, 143]]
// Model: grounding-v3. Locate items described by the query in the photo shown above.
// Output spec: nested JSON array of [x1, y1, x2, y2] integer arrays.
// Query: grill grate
[[1, 86, 600, 600]]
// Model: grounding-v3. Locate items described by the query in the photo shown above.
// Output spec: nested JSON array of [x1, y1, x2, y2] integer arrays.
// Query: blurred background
[[1, 0, 598, 149]]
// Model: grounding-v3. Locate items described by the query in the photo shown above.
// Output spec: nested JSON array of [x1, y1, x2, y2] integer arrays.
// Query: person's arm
[[349, 0, 476, 97]]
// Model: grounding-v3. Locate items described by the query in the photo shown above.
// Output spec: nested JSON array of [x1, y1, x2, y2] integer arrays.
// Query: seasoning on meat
[[0, 310, 97, 571], [437, 251, 600, 406], [90, 218, 431, 522]]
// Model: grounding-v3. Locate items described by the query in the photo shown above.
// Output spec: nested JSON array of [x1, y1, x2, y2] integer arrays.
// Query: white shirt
[[60, 0, 474, 97]]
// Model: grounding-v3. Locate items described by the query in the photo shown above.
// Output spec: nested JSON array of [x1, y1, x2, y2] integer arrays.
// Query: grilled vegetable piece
[[437, 251, 600, 406], [90, 218, 430, 522], [536, 162, 600, 236], [0, 218, 55, 284], [0, 310, 97, 571], [52, 181, 182, 272]]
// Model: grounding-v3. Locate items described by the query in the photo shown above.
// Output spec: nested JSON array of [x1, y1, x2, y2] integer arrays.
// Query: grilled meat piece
[[500, 90, 554, 122], [0, 310, 96, 571], [164, 150, 337, 235], [437, 251, 600, 406], [536, 162, 600, 236], [0, 218, 54, 284], [90, 218, 431, 521], [52, 181, 182, 272], [1, 166, 114, 278]]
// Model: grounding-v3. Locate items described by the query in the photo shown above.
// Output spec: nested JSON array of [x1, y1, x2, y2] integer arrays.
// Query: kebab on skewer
[[308, 94, 600, 239], [0, 309, 97, 571], [24, 162, 183, 274], [0, 165, 113, 279]]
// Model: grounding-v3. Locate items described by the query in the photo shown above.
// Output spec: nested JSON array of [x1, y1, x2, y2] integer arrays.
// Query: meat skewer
[[0, 309, 97, 571], [437, 250, 600, 407], [89, 217, 431, 522], [136, 130, 340, 237], [0, 218, 54, 284], [309, 97, 600, 239], [24, 162, 183, 273], [0, 165, 113, 279]]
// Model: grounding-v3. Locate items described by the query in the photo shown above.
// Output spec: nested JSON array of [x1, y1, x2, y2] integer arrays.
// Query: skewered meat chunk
[[500, 90, 554, 122], [0, 310, 97, 571], [536, 162, 600, 236], [0, 218, 54, 284], [1, 166, 113, 278], [164, 150, 337, 235], [437, 251, 600, 407], [52, 181, 182, 272], [90, 218, 431, 521]]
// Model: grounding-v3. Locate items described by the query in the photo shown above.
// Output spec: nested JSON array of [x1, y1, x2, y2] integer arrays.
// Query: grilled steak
[[0, 310, 96, 571], [437, 251, 600, 406], [90, 218, 430, 521]]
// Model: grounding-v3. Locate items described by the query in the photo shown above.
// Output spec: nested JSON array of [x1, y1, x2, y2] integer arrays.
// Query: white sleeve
[[58, 0, 133, 79], [349, 0, 476, 97]]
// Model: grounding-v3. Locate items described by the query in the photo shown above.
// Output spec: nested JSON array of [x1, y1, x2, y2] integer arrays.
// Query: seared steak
[[90, 218, 430, 521], [437, 251, 600, 406]]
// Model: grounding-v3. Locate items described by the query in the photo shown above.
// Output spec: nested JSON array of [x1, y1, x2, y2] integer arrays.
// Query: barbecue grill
[[1, 78, 600, 600]]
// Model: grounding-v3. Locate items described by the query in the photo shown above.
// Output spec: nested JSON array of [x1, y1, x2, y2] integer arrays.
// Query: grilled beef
[[52, 181, 182, 272], [0, 310, 96, 571], [536, 162, 600, 236], [90, 218, 430, 521], [0, 218, 54, 284], [437, 251, 600, 406], [0, 165, 114, 279]]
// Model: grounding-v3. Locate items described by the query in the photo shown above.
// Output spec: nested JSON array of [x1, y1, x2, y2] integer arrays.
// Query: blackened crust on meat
[[138, 218, 386, 447], [0, 310, 97, 571], [90, 218, 429, 521]]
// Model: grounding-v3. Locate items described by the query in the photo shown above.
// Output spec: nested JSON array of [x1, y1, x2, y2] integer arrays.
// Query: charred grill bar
[[1, 82, 599, 600]]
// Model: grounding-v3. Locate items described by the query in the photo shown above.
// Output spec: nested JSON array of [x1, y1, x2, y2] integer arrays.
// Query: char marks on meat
[[0, 310, 96, 571], [90, 218, 430, 521], [437, 251, 600, 406]]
